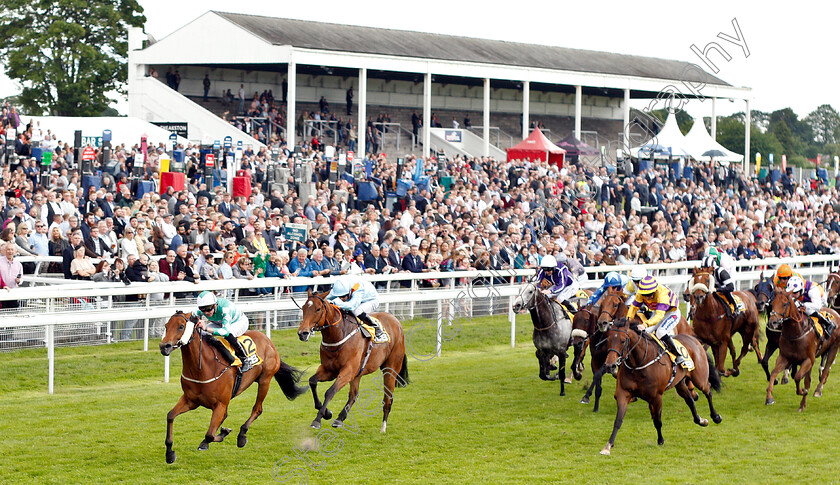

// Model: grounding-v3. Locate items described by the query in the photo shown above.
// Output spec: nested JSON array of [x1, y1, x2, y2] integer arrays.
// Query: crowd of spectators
[[3, 100, 840, 307]]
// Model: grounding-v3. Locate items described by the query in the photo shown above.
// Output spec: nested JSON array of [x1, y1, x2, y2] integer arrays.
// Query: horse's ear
[[319, 291, 331, 299], [175, 310, 183, 315], [307, 288, 313, 297]]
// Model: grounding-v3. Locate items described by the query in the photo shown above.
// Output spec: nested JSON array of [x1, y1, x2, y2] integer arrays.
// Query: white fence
[[4, 254, 840, 394]]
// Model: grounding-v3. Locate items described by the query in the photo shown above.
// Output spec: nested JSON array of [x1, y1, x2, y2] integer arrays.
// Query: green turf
[[1, 312, 838, 484]]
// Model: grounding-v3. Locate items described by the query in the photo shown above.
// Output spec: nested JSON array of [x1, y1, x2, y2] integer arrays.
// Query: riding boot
[[817, 313, 835, 339], [359, 312, 387, 343], [224, 333, 253, 373], [660, 334, 686, 366], [561, 300, 577, 315]]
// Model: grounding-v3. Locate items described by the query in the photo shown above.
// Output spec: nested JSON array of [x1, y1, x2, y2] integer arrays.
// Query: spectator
[[0, 242, 24, 307], [69, 246, 95, 280]]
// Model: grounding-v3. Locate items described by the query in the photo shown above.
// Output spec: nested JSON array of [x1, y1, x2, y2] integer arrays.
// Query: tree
[[769, 108, 813, 144], [769, 120, 799, 156], [805, 104, 840, 144], [0, 0, 145, 116]]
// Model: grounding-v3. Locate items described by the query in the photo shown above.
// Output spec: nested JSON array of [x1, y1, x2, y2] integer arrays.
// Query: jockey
[[773, 264, 802, 291], [326, 277, 387, 342], [702, 255, 740, 318], [585, 271, 632, 307], [627, 276, 685, 366], [705, 246, 735, 277], [195, 291, 257, 373], [787, 276, 835, 338], [535, 254, 579, 314]]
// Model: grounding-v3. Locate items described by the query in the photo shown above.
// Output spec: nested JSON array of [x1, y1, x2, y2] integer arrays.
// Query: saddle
[[650, 334, 695, 371], [216, 335, 263, 367], [720, 294, 745, 314], [352, 314, 391, 343]]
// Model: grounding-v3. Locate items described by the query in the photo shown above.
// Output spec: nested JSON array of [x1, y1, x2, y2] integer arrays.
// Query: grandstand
[[127, 11, 751, 163]]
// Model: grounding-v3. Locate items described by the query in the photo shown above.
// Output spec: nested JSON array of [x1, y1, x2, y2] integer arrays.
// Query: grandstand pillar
[[423, 72, 431, 158], [358, 68, 367, 154], [574, 85, 582, 140], [711, 97, 717, 141], [744, 99, 751, 176], [623, 88, 630, 148], [286, 60, 296, 148], [522, 81, 530, 140], [483, 78, 490, 157]]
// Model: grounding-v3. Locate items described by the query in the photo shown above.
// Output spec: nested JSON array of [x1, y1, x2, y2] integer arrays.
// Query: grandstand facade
[[127, 11, 751, 164]]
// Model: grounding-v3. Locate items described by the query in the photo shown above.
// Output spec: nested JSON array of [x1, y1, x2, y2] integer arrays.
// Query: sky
[[0, 0, 832, 121]]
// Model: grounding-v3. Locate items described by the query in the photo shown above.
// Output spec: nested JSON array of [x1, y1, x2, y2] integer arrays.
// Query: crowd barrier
[[3, 254, 839, 394]]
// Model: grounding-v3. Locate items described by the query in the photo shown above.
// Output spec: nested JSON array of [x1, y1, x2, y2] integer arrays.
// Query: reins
[[306, 295, 358, 349]]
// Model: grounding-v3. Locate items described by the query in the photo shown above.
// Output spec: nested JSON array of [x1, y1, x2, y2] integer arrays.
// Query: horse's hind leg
[[815, 345, 839, 398], [558, 353, 567, 396], [601, 387, 631, 455], [794, 358, 815, 412], [310, 366, 334, 422], [677, 379, 708, 426], [238, 374, 272, 448], [165, 395, 197, 464], [380, 369, 400, 434], [199, 403, 230, 450]]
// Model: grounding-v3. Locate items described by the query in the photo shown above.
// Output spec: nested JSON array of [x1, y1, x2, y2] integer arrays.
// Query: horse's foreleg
[[198, 403, 230, 450], [238, 375, 272, 448], [726, 338, 742, 377], [714, 343, 730, 376], [558, 353, 567, 396], [762, 337, 779, 382], [649, 394, 665, 445], [165, 395, 197, 464], [766, 354, 789, 405], [333, 376, 361, 429], [310, 366, 334, 421], [794, 357, 815, 412], [311, 370, 353, 429], [601, 387, 631, 455]]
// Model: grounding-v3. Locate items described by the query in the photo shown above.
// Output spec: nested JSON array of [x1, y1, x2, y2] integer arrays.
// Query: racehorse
[[765, 290, 840, 411], [599, 320, 722, 456], [751, 275, 790, 383], [297, 290, 408, 433], [580, 288, 696, 412], [512, 282, 575, 396], [825, 271, 840, 311], [159, 311, 306, 464], [686, 267, 762, 377]]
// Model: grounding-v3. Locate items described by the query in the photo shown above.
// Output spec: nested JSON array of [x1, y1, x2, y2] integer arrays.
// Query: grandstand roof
[[214, 12, 729, 88]]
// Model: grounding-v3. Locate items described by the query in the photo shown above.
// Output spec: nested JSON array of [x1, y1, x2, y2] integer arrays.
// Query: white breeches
[[353, 300, 380, 316], [644, 309, 681, 339], [554, 281, 580, 303]]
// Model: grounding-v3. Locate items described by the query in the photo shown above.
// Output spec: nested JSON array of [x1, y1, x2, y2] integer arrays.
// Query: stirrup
[[239, 356, 256, 372]]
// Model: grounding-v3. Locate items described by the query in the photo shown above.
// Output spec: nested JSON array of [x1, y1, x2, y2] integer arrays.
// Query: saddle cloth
[[217, 335, 263, 367], [810, 311, 834, 338], [354, 314, 391, 343], [730, 294, 745, 313], [651, 335, 695, 371]]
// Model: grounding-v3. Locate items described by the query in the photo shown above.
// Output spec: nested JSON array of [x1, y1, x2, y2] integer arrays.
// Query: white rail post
[[410, 280, 416, 320], [143, 293, 151, 351], [509, 296, 516, 348], [164, 355, 170, 383], [436, 299, 442, 357], [47, 324, 55, 395]]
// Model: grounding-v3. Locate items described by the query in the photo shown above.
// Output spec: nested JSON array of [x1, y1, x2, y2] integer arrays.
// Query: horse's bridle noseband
[[308, 295, 343, 332]]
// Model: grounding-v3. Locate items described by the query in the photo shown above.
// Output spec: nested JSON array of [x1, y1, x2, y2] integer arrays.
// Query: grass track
[[1, 313, 838, 484]]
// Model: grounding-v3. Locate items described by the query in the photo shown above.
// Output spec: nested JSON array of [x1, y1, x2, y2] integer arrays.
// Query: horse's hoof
[[580, 397, 590, 405], [697, 418, 709, 427], [773, 379, 779, 385], [323, 409, 333, 420], [657, 438, 665, 446], [560, 391, 565, 397], [198, 442, 209, 451], [815, 390, 823, 398], [781, 376, 790, 385], [712, 414, 723, 424], [380, 421, 387, 434], [332, 420, 344, 428], [600, 447, 611, 456], [731, 369, 740, 377], [691, 392, 699, 402], [237, 434, 247, 448], [564, 377, 573, 384], [218, 427, 231, 439], [765, 398, 775, 405], [798, 407, 806, 412], [539, 374, 550, 381], [165, 451, 176, 464], [310, 421, 321, 430]]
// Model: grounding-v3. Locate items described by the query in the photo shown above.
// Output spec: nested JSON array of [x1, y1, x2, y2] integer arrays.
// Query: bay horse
[[765, 290, 840, 411], [580, 287, 695, 411], [752, 275, 791, 383], [297, 290, 408, 433], [159, 311, 306, 464], [825, 271, 840, 311], [686, 267, 762, 377], [599, 320, 722, 456], [512, 282, 575, 395]]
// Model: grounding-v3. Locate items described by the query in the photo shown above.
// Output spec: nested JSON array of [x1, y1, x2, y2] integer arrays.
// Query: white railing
[[5, 254, 839, 394]]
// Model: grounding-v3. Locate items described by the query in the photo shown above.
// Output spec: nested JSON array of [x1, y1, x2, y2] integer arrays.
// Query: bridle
[[518, 282, 561, 332], [606, 325, 662, 371], [304, 294, 357, 349], [769, 292, 811, 341]]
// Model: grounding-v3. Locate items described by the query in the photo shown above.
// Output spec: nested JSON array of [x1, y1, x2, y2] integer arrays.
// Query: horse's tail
[[274, 361, 308, 400], [397, 354, 410, 388], [706, 352, 722, 393]]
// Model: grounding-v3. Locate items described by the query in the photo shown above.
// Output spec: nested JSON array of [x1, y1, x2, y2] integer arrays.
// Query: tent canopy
[[556, 134, 599, 157], [630, 114, 689, 159], [683, 119, 744, 162], [507, 128, 566, 166]]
